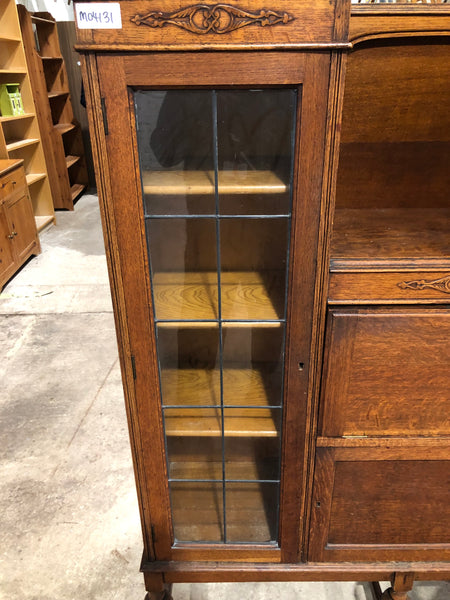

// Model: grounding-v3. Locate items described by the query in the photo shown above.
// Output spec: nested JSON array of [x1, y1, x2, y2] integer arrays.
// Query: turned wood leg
[[374, 572, 415, 600], [145, 583, 172, 600], [145, 583, 173, 600]]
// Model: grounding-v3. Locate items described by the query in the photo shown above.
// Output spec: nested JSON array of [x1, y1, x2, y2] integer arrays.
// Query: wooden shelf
[[6, 137, 39, 151], [54, 123, 75, 135], [35, 214, 55, 231], [153, 271, 284, 323], [161, 367, 280, 408], [171, 480, 276, 543], [142, 170, 287, 196], [48, 91, 68, 99], [331, 208, 450, 270], [31, 15, 54, 25], [0, 35, 21, 42], [0, 67, 26, 74], [65, 155, 80, 168], [165, 406, 279, 438], [169, 458, 279, 482], [0, 112, 34, 122], [26, 172, 46, 186], [70, 183, 85, 201]]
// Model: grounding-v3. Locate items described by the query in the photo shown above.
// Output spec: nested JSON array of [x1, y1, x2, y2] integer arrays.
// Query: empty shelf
[[26, 173, 46, 186], [6, 138, 39, 151], [0, 35, 21, 42], [142, 170, 287, 196], [48, 91, 68, 99], [164, 406, 279, 438], [0, 67, 26, 74], [160, 367, 280, 408], [152, 271, 285, 323], [331, 208, 450, 270], [70, 183, 86, 201], [31, 15, 55, 24], [54, 123, 76, 135], [0, 113, 34, 123], [35, 215, 55, 232], [65, 155, 81, 168]]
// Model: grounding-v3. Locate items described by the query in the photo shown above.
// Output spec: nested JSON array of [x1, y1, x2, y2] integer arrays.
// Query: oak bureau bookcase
[[74, 1, 450, 598]]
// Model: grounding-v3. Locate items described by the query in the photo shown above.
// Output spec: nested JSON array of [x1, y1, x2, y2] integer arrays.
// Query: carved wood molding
[[398, 275, 450, 294], [130, 4, 294, 35]]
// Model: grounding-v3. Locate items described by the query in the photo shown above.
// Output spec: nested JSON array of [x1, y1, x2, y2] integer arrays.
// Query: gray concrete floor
[[0, 194, 448, 600]]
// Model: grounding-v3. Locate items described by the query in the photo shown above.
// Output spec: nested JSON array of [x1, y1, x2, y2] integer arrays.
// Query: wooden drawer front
[[329, 271, 450, 304], [75, 0, 349, 49], [320, 308, 450, 437], [0, 166, 27, 202], [308, 444, 450, 562]]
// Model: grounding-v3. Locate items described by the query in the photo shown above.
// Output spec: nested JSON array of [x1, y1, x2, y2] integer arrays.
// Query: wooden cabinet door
[[0, 204, 16, 287], [319, 308, 450, 437], [308, 442, 450, 562], [88, 49, 341, 563], [6, 192, 39, 264]]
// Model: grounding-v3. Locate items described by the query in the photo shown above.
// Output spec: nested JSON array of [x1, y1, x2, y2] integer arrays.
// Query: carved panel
[[130, 4, 294, 35], [398, 275, 450, 294]]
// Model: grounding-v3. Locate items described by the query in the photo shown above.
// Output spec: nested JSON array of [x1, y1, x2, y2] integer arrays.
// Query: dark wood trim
[[95, 52, 174, 559], [80, 52, 157, 560], [279, 51, 334, 563], [140, 559, 450, 581]]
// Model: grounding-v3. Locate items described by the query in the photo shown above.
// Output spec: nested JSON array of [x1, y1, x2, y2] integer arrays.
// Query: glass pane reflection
[[146, 219, 218, 321], [217, 89, 296, 216], [135, 86, 297, 545]]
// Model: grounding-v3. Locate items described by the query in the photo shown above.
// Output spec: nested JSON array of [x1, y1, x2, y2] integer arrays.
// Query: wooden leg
[[370, 582, 383, 600], [377, 572, 415, 600], [145, 584, 173, 600]]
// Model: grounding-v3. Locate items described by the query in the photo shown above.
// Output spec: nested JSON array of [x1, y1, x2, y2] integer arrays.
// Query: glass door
[[135, 88, 297, 544]]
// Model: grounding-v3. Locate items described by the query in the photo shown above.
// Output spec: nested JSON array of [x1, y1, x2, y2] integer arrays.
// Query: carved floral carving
[[398, 275, 450, 294], [130, 4, 294, 35]]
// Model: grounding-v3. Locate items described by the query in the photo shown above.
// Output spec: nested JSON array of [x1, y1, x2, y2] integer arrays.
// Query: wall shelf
[[0, 112, 34, 122], [6, 137, 39, 152]]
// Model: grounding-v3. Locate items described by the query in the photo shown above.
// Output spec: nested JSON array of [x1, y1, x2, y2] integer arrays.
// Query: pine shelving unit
[[18, 7, 87, 210], [0, 0, 55, 231]]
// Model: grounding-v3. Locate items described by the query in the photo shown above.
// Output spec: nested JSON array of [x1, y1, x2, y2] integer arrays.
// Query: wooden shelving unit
[[0, 0, 54, 232], [18, 7, 87, 210]]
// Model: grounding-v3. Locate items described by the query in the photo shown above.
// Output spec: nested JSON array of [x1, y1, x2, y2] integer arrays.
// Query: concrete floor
[[0, 194, 448, 600]]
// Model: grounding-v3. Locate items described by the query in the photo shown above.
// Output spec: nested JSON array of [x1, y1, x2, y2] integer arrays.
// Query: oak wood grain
[[320, 308, 450, 437], [152, 271, 285, 323], [143, 170, 287, 196], [160, 367, 280, 407], [331, 209, 450, 263], [308, 445, 450, 562], [74, 0, 350, 51], [329, 271, 450, 303]]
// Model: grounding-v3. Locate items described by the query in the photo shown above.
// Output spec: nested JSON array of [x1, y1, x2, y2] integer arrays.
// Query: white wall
[[15, 0, 75, 21]]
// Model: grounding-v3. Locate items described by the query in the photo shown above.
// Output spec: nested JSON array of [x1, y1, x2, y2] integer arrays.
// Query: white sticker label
[[75, 3, 122, 29]]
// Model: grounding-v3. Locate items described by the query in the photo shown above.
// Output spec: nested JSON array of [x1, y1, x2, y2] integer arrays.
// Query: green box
[[0, 83, 25, 116]]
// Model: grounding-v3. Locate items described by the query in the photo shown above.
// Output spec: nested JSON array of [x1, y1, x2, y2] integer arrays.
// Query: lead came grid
[[135, 89, 297, 544]]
